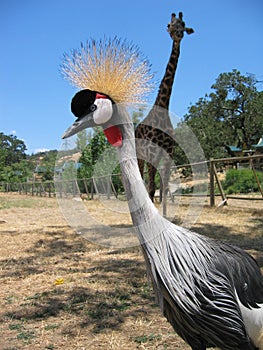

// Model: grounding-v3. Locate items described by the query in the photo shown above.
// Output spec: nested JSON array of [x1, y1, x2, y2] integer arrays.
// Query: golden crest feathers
[[61, 37, 154, 103]]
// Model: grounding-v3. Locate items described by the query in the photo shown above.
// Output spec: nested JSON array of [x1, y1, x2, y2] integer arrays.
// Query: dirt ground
[[0, 193, 262, 350]]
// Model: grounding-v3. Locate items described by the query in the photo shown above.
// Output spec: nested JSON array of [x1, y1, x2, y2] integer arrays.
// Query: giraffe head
[[167, 11, 194, 43]]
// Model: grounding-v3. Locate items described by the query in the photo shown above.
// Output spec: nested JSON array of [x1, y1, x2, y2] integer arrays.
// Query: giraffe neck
[[154, 40, 180, 110]]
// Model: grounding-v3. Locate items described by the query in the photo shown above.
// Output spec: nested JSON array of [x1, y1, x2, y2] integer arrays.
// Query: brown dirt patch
[[0, 193, 262, 349]]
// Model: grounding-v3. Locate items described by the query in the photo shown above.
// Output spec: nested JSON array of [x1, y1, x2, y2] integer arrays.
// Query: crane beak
[[62, 114, 95, 139]]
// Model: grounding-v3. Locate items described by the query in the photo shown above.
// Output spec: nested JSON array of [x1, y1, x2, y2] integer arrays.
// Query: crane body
[[62, 94, 263, 350]]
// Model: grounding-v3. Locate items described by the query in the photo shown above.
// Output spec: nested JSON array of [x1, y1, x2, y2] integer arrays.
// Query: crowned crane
[[61, 38, 263, 350]]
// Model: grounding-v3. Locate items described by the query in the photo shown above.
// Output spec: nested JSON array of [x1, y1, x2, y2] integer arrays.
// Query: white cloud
[[34, 148, 50, 154]]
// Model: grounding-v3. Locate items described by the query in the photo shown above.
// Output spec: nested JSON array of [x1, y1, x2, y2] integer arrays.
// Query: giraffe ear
[[93, 98, 113, 125]]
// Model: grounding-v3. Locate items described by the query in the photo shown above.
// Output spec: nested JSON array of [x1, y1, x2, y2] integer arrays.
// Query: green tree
[[0, 133, 27, 167], [210, 70, 263, 148], [32, 150, 58, 181], [40, 150, 58, 181], [78, 127, 110, 180], [0, 160, 34, 183], [184, 97, 231, 160], [184, 70, 263, 159], [0, 133, 29, 182]]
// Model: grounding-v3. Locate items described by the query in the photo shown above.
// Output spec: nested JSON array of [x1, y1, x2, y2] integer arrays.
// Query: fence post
[[107, 175, 111, 199], [210, 158, 215, 207], [213, 163, 227, 206], [83, 178, 89, 198], [110, 175, 118, 198], [47, 182, 50, 197], [250, 160, 263, 197], [91, 178, 94, 199]]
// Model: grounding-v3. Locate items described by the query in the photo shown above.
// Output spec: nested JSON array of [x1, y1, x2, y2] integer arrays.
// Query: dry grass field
[[0, 192, 262, 350]]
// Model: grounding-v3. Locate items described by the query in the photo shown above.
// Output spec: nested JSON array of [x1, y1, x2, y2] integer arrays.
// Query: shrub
[[222, 168, 263, 194]]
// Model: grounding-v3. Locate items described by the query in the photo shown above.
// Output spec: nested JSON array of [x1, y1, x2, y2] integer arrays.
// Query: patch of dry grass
[[0, 193, 262, 349]]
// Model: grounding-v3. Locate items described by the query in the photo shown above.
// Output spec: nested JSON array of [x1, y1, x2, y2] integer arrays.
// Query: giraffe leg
[[159, 158, 172, 217], [137, 159, 145, 179], [159, 177, 163, 203], [148, 163, 157, 202]]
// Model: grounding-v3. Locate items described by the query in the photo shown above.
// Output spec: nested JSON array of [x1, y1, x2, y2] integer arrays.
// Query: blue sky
[[1, 0, 262, 154]]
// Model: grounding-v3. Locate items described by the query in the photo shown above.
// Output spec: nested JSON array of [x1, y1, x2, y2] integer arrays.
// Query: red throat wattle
[[103, 125, 123, 147]]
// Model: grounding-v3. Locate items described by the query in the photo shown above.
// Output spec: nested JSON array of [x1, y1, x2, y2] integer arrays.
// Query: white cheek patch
[[93, 98, 113, 125]]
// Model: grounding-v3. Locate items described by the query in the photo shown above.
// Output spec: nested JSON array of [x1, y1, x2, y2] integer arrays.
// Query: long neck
[[117, 119, 162, 241], [153, 40, 180, 110]]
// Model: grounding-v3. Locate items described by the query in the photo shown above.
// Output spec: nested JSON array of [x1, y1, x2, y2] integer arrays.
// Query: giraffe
[[135, 12, 194, 215]]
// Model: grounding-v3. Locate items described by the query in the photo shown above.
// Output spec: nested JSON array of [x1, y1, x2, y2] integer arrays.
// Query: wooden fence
[[209, 154, 263, 206], [0, 181, 56, 197], [1, 154, 262, 206]]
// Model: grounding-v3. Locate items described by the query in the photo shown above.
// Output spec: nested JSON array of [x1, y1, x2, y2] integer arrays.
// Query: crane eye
[[90, 104, 97, 112]]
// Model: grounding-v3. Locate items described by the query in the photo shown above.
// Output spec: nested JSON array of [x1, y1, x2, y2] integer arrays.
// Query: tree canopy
[[0, 133, 31, 182], [183, 70, 263, 160], [0, 133, 27, 167]]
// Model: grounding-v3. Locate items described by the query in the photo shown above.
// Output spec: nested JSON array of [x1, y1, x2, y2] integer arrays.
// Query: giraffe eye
[[90, 104, 97, 112]]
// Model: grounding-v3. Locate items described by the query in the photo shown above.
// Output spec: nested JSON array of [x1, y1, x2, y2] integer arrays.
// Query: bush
[[222, 168, 263, 194]]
